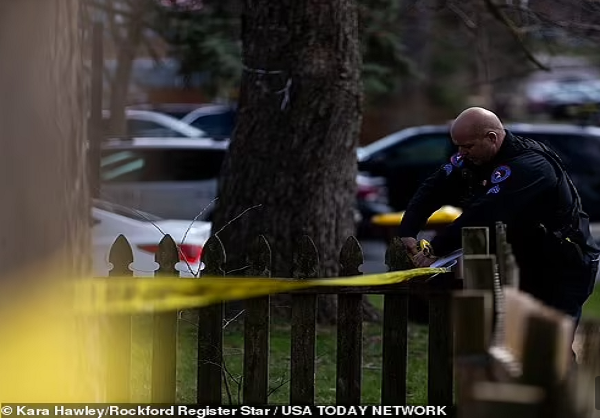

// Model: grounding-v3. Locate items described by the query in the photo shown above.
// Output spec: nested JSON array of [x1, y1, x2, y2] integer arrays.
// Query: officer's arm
[[397, 165, 458, 238], [430, 155, 556, 256]]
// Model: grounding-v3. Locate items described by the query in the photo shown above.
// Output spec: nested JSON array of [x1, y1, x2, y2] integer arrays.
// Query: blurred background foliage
[[85, 0, 600, 141]]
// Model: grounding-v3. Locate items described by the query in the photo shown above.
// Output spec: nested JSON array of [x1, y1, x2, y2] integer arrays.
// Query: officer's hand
[[400, 237, 419, 256], [413, 251, 438, 267]]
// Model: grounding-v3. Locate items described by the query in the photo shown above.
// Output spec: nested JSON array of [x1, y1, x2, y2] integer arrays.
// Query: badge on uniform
[[491, 165, 511, 184], [450, 153, 464, 168], [443, 163, 453, 176], [486, 185, 501, 194]]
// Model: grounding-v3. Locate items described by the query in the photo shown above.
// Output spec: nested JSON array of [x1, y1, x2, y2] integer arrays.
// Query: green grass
[[127, 287, 600, 405], [176, 318, 429, 405], [582, 286, 600, 319], [127, 305, 428, 405]]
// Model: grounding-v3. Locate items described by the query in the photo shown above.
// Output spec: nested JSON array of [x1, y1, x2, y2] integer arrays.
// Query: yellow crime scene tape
[[73, 266, 448, 315], [71, 239, 442, 314]]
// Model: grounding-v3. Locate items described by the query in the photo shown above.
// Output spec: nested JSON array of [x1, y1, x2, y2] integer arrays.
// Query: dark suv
[[357, 123, 600, 221]]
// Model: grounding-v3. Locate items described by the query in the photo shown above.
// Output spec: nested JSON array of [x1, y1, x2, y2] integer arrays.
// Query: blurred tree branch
[[447, 3, 476, 31], [85, 0, 600, 114], [84, 0, 163, 134], [148, 0, 422, 102], [446, 0, 550, 71], [358, 0, 419, 99]]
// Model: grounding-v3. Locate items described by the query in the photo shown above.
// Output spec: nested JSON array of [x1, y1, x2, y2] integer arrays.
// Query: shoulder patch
[[491, 165, 511, 184], [450, 153, 464, 168], [486, 185, 501, 195], [442, 163, 453, 176]]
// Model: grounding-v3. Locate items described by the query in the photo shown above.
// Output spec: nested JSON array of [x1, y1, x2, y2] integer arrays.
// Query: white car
[[99, 138, 229, 221], [102, 109, 207, 139], [92, 199, 211, 277]]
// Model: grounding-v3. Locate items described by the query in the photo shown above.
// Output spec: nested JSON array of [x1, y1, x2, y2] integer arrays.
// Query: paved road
[[359, 239, 388, 274]]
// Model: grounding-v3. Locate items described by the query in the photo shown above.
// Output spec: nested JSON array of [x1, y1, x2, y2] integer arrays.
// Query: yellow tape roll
[[73, 267, 449, 314]]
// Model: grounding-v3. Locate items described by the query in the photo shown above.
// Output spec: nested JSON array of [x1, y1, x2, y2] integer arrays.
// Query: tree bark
[[212, 0, 379, 323], [0, 0, 95, 401], [0, 0, 90, 284]]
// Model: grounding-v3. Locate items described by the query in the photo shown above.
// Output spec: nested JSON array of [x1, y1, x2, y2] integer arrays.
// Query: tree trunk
[[0, 0, 90, 283], [212, 0, 380, 324], [0, 0, 95, 401]]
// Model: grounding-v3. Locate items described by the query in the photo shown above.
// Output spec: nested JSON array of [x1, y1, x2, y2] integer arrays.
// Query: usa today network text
[[0, 404, 453, 417]]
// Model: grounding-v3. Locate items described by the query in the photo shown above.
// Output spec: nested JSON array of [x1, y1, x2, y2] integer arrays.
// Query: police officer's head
[[450, 107, 506, 166]]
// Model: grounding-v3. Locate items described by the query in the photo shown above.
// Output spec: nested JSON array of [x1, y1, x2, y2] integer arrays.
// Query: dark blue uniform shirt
[[398, 130, 599, 313]]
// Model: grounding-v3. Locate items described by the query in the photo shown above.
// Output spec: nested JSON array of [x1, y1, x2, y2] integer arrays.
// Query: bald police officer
[[398, 107, 599, 361]]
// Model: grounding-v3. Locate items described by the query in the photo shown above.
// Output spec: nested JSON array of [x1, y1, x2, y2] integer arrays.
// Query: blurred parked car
[[92, 198, 211, 277], [100, 138, 228, 221], [180, 104, 236, 141], [525, 80, 562, 115], [100, 138, 388, 232], [128, 103, 236, 141], [546, 86, 600, 121], [357, 123, 600, 221], [102, 109, 207, 139], [524, 78, 600, 120], [127, 103, 207, 119], [355, 173, 393, 236]]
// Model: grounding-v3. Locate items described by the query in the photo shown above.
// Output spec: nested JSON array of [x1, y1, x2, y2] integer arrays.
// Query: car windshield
[[93, 199, 163, 222]]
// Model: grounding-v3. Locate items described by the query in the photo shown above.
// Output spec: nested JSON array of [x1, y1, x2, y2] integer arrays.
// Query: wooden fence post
[[462, 226, 490, 256], [504, 244, 520, 289], [494, 221, 519, 288], [520, 312, 574, 387], [565, 319, 600, 418], [577, 319, 600, 368], [290, 235, 319, 405], [336, 236, 364, 405], [463, 227, 505, 347], [427, 268, 455, 407], [105, 234, 133, 402], [197, 235, 226, 405], [243, 235, 272, 405], [520, 311, 574, 417], [453, 290, 492, 358], [469, 382, 545, 417], [462, 254, 496, 291], [381, 237, 409, 405], [453, 289, 493, 418], [151, 234, 179, 403]]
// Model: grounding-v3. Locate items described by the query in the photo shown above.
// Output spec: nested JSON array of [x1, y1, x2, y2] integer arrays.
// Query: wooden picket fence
[[453, 223, 600, 418], [99, 232, 461, 406], [99, 223, 600, 413]]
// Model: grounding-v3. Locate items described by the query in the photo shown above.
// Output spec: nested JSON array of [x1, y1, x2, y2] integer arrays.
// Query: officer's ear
[[486, 131, 498, 143]]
